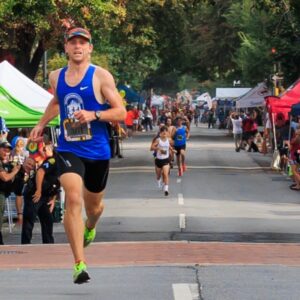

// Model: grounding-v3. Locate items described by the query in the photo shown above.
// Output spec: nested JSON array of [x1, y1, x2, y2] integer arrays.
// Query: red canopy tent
[[265, 80, 300, 168], [266, 78, 300, 121], [266, 96, 300, 121], [280, 78, 300, 100]]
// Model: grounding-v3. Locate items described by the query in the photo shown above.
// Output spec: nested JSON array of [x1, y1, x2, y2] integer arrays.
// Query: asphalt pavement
[[1, 123, 300, 300]]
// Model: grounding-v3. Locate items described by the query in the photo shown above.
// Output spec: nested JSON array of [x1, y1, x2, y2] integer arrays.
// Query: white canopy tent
[[236, 82, 271, 109], [195, 92, 213, 109], [216, 87, 251, 99], [0, 60, 52, 112]]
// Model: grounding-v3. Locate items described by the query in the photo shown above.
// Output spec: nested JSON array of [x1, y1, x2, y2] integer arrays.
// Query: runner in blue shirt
[[173, 117, 190, 176], [29, 27, 126, 284]]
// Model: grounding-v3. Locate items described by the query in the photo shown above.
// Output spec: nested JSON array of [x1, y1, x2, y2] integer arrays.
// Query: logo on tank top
[[63, 93, 92, 142]]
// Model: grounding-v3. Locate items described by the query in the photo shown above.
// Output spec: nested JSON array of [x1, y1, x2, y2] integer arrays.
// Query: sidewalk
[[1, 241, 300, 269]]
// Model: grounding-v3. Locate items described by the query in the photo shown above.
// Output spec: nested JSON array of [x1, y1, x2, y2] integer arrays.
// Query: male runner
[[173, 117, 189, 176], [30, 27, 126, 284]]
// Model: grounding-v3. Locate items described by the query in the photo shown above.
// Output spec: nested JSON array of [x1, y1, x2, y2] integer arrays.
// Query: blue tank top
[[174, 126, 187, 147], [56, 65, 110, 160]]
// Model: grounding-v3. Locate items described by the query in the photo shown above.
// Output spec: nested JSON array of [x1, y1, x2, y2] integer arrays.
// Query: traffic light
[[271, 47, 277, 54]]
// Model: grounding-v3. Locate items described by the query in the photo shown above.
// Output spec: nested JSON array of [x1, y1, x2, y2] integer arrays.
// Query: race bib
[[63, 118, 92, 142]]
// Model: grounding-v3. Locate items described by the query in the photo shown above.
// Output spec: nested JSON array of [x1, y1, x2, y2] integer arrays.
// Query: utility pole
[[271, 48, 284, 96]]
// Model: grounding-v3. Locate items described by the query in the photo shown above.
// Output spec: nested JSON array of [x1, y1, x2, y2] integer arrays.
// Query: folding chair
[[5, 197, 14, 233]]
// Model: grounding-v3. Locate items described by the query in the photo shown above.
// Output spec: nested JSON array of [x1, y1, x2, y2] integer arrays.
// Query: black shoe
[[164, 190, 169, 196], [74, 270, 90, 284], [73, 261, 91, 284], [118, 155, 123, 158]]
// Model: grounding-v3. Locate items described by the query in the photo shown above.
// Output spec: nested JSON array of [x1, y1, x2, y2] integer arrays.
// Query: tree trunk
[[28, 40, 45, 80], [14, 24, 44, 80]]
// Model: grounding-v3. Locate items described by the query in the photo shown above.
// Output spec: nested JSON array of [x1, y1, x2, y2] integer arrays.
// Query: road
[[1, 124, 300, 299]]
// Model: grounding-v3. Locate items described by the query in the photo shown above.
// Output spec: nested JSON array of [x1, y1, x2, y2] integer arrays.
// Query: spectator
[[143, 108, 153, 131], [10, 138, 29, 224], [157, 111, 167, 126], [0, 141, 21, 244], [151, 106, 157, 125], [125, 107, 135, 138], [276, 119, 293, 169], [0, 117, 9, 142], [132, 106, 139, 132], [242, 112, 259, 152], [230, 112, 243, 152], [208, 109, 215, 129], [21, 143, 60, 244], [289, 130, 300, 191]]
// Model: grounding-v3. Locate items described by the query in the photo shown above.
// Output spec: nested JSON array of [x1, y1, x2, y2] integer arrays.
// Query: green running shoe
[[73, 261, 90, 284], [84, 224, 96, 248]]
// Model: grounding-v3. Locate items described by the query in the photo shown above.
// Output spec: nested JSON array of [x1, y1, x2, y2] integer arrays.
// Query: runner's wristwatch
[[95, 110, 102, 121]]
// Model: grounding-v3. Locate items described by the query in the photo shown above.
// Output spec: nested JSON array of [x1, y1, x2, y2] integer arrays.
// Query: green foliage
[[1, 0, 300, 93], [0, 0, 125, 78], [178, 74, 201, 92], [227, 0, 300, 86]]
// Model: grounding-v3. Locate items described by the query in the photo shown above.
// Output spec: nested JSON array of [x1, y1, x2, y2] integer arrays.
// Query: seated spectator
[[276, 119, 293, 170], [289, 130, 300, 191]]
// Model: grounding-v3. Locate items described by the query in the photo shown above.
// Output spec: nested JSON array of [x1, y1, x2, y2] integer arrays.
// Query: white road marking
[[172, 283, 198, 300], [179, 213, 186, 229], [190, 284, 201, 299], [178, 193, 184, 206], [177, 178, 181, 183], [110, 165, 271, 172]]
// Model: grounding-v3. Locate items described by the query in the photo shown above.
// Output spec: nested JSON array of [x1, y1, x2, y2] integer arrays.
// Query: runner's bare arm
[[150, 139, 159, 151], [30, 70, 60, 140], [168, 137, 174, 146], [186, 127, 190, 139], [99, 69, 126, 122]]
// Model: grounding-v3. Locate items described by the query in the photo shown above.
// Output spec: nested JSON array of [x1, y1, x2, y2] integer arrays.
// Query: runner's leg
[[162, 164, 170, 195], [60, 173, 85, 263], [181, 149, 186, 172], [84, 189, 105, 230], [155, 166, 162, 188], [176, 152, 182, 176]]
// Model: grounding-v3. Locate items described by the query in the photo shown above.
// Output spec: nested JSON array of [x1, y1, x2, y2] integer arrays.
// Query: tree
[[0, 0, 125, 79], [182, 0, 241, 83], [227, 0, 300, 86]]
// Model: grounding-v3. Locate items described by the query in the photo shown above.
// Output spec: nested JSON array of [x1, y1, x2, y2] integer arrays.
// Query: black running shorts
[[155, 158, 170, 168], [57, 152, 109, 193], [174, 145, 186, 155]]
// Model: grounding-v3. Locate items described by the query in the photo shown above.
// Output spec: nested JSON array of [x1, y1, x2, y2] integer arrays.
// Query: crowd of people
[[270, 112, 300, 191], [0, 126, 61, 246]]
